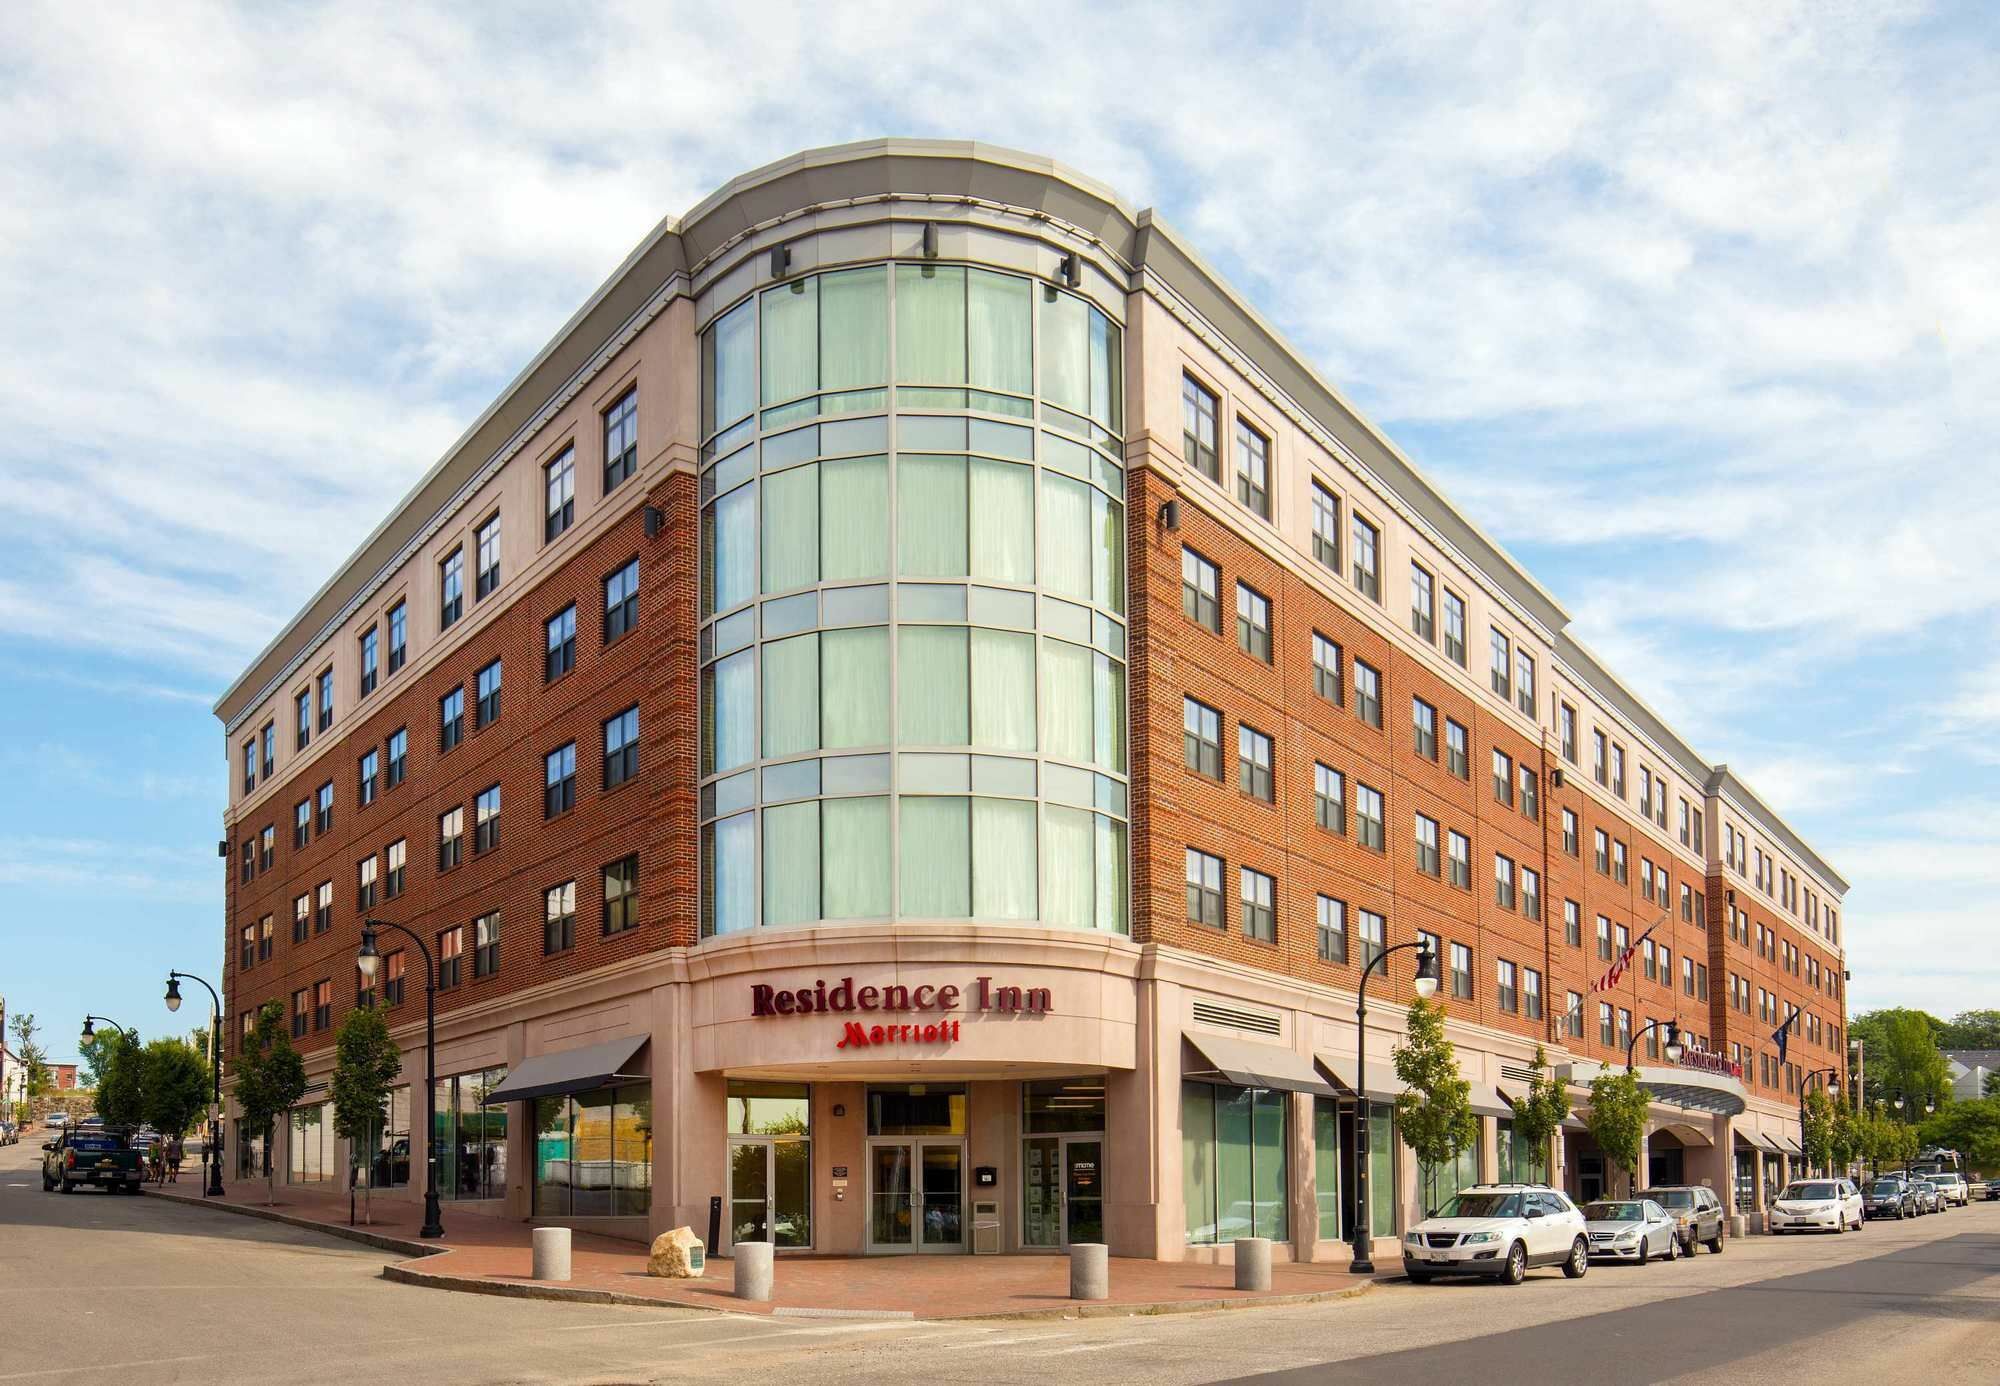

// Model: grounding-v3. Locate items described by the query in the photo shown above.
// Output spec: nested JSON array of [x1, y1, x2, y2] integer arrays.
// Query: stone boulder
[[647, 1226, 705, 1278]]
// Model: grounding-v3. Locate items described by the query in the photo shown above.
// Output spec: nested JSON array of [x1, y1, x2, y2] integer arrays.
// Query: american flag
[[1591, 918, 1661, 994]]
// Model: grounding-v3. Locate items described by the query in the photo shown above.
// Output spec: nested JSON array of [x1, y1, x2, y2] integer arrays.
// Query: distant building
[[1945, 1050, 2000, 1101], [49, 1063, 78, 1091]]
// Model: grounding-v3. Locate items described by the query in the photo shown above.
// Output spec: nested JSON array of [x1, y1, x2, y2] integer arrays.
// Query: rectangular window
[[603, 854, 640, 933], [293, 893, 310, 943], [384, 950, 406, 1007], [1593, 730, 1608, 785], [1679, 797, 1692, 847], [1353, 661, 1381, 729], [292, 988, 309, 1039], [1617, 1009, 1632, 1054], [473, 784, 500, 854], [1185, 848, 1223, 928], [1180, 548, 1220, 634], [1495, 854, 1516, 909], [387, 600, 407, 675], [315, 880, 333, 934], [1489, 628, 1511, 700], [1316, 895, 1347, 963], [1240, 867, 1275, 942], [356, 855, 378, 911], [1493, 749, 1513, 806], [439, 686, 464, 752], [1235, 583, 1271, 663], [1410, 563, 1435, 641], [1234, 419, 1270, 519], [1447, 830, 1471, 889], [241, 738, 256, 794], [296, 689, 312, 750], [358, 748, 378, 806], [1612, 839, 1627, 884], [1597, 915, 1612, 961], [259, 914, 273, 962], [1442, 589, 1467, 666], [473, 911, 500, 978], [475, 659, 501, 728], [315, 780, 333, 834], [1412, 698, 1437, 760], [239, 924, 256, 971], [359, 627, 378, 697], [1515, 651, 1535, 717], [603, 705, 640, 789], [438, 806, 463, 872], [386, 838, 406, 898], [543, 881, 576, 954], [1358, 910, 1385, 967], [1566, 993, 1584, 1038], [1312, 632, 1343, 705], [1521, 866, 1541, 921], [1599, 1002, 1614, 1046], [386, 727, 407, 789], [1519, 766, 1538, 821], [545, 447, 576, 541], [1523, 968, 1542, 1020], [1564, 898, 1581, 947], [1594, 828, 1609, 874], [258, 825, 274, 872], [1182, 374, 1218, 482], [1314, 763, 1345, 834], [1350, 513, 1380, 600], [1236, 723, 1274, 802], [1181, 1082, 1288, 1245], [1562, 808, 1578, 856], [546, 604, 577, 681], [437, 926, 463, 990], [474, 513, 501, 600], [1560, 703, 1576, 762], [603, 388, 637, 492], [1183, 698, 1223, 778], [1611, 744, 1626, 799], [439, 547, 464, 630], [1497, 959, 1519, 1014], [1311, 482, 1340, 571], [317, 668, 334, 732], [604, 558, 640, 644], [1355, 783, 1385, 851], [1640, 857, 1655, 901], [1445, 719, 1468, 779], [1414, 813, 1440, 876], [240, 839, 253, 884], [1451, 942, 1473, 1000]]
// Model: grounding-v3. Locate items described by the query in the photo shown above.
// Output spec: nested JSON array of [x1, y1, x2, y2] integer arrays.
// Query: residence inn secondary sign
[[750, 976, 1053, 1050]]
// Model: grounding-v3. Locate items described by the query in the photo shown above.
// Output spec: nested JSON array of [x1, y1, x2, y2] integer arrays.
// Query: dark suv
[[1636, 1185, 1726, 1254]]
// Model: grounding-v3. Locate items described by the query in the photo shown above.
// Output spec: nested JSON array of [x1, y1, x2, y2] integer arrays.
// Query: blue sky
[[4, 1, 1997, 1066]]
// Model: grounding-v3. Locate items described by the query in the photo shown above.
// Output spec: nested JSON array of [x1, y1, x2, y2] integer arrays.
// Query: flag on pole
[[1771, 1005, 1801, 1066], [1591, 919, 1660, 994]]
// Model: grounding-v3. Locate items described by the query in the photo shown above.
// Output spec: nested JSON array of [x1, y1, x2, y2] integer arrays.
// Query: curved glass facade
[[698, 260, 1128, 937]]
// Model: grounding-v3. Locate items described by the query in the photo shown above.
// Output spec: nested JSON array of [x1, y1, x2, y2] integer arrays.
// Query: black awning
[[484, 1034, 648, 1104], [1184, 1031, 1338, 1097]]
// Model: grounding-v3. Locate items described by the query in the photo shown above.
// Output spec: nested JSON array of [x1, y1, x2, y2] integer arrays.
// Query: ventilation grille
[[1500, 1063, 1540, 1084], [1192, 999, 1282, 1036]]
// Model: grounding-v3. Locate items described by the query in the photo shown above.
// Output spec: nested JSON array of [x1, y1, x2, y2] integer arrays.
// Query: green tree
[[1850, 1008, 1951, 1109], [1586, 1069, 1650, 1195], [1985, 1070, 2000, 1100], [95, 1031, 147, 1131], [330, 1005, 402, 1224], [234, 1000, 306, 1205], [1936, 1010, 2000, 1050], [1918, 1097, 2000, 1176], [9, 1013, 53, 1099], [1393, 996, 1477, 1212], [1827, 1093, 1859, 1174], [1507, 1045, 1570, 1183], [141, 1038, 210, 1140], [78, 1030, 117, 1088], [1800, 1087, 1836, 1173]]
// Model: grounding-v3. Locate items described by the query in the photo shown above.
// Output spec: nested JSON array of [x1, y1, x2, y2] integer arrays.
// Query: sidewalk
[[149, 1180, 1385, 1319]]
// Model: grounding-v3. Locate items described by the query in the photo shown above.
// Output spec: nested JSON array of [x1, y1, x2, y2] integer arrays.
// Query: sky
[[2, 0, 1996, 1067]]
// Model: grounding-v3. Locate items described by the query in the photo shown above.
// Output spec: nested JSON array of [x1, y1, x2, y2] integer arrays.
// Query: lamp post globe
[[1663, 1021, 1685, 1065], [163, 978, 182, 1014], [1413, 943, 1440, 999]]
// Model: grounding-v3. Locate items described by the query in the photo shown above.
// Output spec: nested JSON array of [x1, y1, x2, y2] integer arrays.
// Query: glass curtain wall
[[1420, 1132, 1481, 1214], [1495, 1117, 1546, 1184], [361, 1086, 412, 1189], [533, 1083, 653, 1217], [1182, 1081, 1288, 1243], [434, 1066, 509, 1201], [698, 260, 1128, 937], [287, 1101, 335, 1184]]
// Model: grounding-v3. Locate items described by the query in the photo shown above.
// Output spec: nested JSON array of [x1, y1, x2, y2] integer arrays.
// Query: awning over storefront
[[1654, 1121, 1714, 1148], [484, 1034, 648, 1104], [1780, 1135, 1804, 1155], [1183, 1032, 1337, 1097], [1314, 1055, 1409, 1101], [1469, 1087, 1514, 1118], [1736, 1129, 1781, 1153]]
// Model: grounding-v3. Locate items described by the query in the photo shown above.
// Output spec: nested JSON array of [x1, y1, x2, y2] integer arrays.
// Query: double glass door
[[728, 1136, 811, 1249], [867, 1139, 965, 1252], [1023, 1135, 1103, 1247]]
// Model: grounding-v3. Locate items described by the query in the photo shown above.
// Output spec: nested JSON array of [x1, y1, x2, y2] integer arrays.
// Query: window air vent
[[1500, 1063, 1539, 1085], [1191, 999, 1281, 1037]]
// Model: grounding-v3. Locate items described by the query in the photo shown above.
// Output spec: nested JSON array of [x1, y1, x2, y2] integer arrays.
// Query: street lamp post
[[1800, 1067, 1842, 1177], [80, 1015, 135, 1045], [163, 972, 226, 1198], [358, 919, 443, 1238], [1349, 938, 1440, 1275], [1624, 1018, 1685, 1072]]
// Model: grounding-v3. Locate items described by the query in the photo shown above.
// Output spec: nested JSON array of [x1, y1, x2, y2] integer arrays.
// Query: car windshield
[[1870, 1181, 1904, 1194], [1583, 1201, 1643, 1221], [1436, 1192, 1521, 1219], [1643, 1189, 1695, 1208], [1783, 1182, 1840, 1201]]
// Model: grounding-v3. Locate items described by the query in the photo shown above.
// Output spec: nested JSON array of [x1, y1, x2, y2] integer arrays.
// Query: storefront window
[[1495, 1117, 1546, 1184], [868, 1086, 965, 1136], [1313, 1096, 1341, 1241], [726, 1081, 809, 1248], [1421, 1133, 1481, 1214], [235, 1117, 266, 1179], [434, 1066, 508, 1202], [287, 1101, 335, 1184], [1023, 1077, 1106, 1133], [1183, 1081, 1288, 1244], [1368, 1102, 1397, 1238], [729, 1081, 810, 1135], [362, 1086, 411, 1189], [534, 1082, 652, 1217]]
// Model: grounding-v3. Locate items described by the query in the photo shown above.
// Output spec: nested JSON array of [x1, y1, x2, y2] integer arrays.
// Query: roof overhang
[[1183, 1032, 1336, 1098], [484, 1034, 648, 1105], [1557, 1060, 1747, 1117]]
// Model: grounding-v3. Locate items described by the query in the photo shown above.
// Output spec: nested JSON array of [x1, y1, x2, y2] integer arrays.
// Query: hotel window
[[1492, 749, 1513, 806], [543, 743, 578, 816], [1237, 724, 1274, 802], [1642, 938, 1657, 981], [1564, 898, 1581, 947], [437, 926, 463, 990], [475, 659, 501, 728], [1240, 867, 1275, 942], [386, 726, 407, 789], [1235, 583, 1271, 662], [1355, 783, 1385, 851], [387, 600, 407, 674], [439, 547, 464, 630], [1660, 945, 1672, 987], [603, 854, 640, 934], [241, 738, 256, 794], [1312, 632, 1343, 705], [1616, 924, 1629, 958], [473, 784, 500, 854], [1521, 866, 1541, 921], [1638, 767, 1653, 820], [545, 447, 575, 541], [603, 387, 637, 492], [1561, 807, 1578, 856], [1497, 960, 1519, 1014], [358, 748, 378, 807], [385, 838, 405, 898], [356, 854, 378, 910], [1182, 373, 1218, 482], [315, 780, 333, 834], [1682, 956, 1695, 996], [1489, 628, 1511, 700], [1599, 1002, 1614, 1046], [1186, 848, 1223, 928], [1617, 1009, 1633, 1053], [1353, 661, 1381, 728], [1559, 702, 1577, 762], [317, 668, 334, 732], [1442, 588, 1467, 666], [1316, 895, 1347, 963], [1314, 763, 1345, 834], [1182, 1082, 1287, 1245], [1612, 839, 1627, 883], [1351, 513, 1380, 601], [604, 558, 640, 644], [1450, 943, 1473, 1000], [1610, 744, 1625, 798], [1445, 719, 1468, 779], [258, 824, 274, 872], [603, 705, 640, 789], [1594, 828, 1609, 874], [259, 914, 272, 961], [473, 911, 500, 978], [438, 806, 463, 871], [543, 880, 576, 954], [292, 989, 309, 1039], [383, 949, 406, 1006], [1358, 910, 1385, 967], [1414, 813, 1440, 875], [1183, 697, 1223, 778], [315, 880, 333, 934], [546, 604, 577, 681], [474, 513, 501, 600], [1494, 854, 1516, 909], [1640, 858, 1654, 901], [296, 688, 312, 750], [1412, 698, 1437, 759], [359, 626, 378, 697], [1514, 652, 1535, 717], [293, 893, 310, 943], [239, 924, 256, 971], [1593, 729, 1607, 785], [1181, 548, 1220, 633], [1311, 481, 1340, 571], [1566, 992, 1584, 1038], [1596, 915, 1612, 961], [1447, 830, 1471, 889], [1234, 419, 1270, 519], [1519, 766, 1538, 821], [240, 839, 253, 884], [439, 686, 464, 752], [1410, 563, 1435, 641]]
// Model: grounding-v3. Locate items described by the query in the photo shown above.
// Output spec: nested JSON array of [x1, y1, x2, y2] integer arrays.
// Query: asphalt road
[[3, 1137, 1996, 1385]]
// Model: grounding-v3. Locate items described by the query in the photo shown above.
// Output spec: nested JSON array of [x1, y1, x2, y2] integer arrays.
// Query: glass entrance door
[[919, 1143, 963, 1250], [728, 1139, 769, 1245], [1064, 1139, 1102, 1245], [729, 1137, 813, 1249], [1023, 1135, 1103, 1248], [868, 1139, 965, 1252], [869, 1141, 914, 1250]]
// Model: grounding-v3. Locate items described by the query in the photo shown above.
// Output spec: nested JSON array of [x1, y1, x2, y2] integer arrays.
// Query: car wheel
[[1406, 1269, 1433, 1285], [1563, 1236, 1589, 1279], [1665, 1233, 1678, 1261], [41, 1172, 53, 1192], [1501, 1241, 1528, 1286], [1706, 1230, 1724, 1254], [59, 1179, 73, 1194], [1637, 1236, 1650, 1265]]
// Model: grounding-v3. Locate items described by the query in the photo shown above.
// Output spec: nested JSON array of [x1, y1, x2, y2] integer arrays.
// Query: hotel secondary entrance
[[866, 1138, 966, 1252], [1023, 1135, 1102, 1247]]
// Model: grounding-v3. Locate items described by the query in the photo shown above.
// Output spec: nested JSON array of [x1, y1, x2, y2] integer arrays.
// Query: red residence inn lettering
[[749, 975, 1053, 1051], [1676, 1047, 1744, 1080]]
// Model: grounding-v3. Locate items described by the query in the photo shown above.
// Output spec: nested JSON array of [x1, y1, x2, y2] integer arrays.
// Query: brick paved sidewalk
[[150, 1182, 1383, 1319]]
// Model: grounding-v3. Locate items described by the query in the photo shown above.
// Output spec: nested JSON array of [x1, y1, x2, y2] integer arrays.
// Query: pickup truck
[[42, 1128, 146, 1194]]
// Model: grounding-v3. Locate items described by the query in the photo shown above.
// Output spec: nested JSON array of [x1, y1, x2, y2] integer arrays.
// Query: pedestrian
[[167, 1134, 184, 1183], [149, 1139, 166, 1184]]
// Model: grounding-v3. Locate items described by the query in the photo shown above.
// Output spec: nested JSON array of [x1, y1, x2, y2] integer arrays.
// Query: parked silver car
[[1581, 1198, 1681, 1263]]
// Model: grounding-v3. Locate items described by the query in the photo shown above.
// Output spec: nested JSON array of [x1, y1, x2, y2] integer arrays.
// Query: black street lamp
[[1349, 938, 1440, 1275], [1624, 1017, 1685, 1072], [80, 1016, 135, 1045], [163, 972, 226, 1198], [358, 919, 443, 1238], [1800, 1067, 1842, 1176]]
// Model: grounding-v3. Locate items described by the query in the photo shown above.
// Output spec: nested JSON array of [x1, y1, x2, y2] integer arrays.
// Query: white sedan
[[1581, 1198, 1680, 1263], [1769, 1179, 1864, 1233]]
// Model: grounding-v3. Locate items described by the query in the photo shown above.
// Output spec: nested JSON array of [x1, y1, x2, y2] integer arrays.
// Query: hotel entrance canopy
[[1557, 1060, 1748, 1117]]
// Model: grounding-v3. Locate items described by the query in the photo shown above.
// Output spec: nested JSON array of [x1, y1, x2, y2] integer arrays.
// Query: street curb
[[946, 1277, 1383, 1321], [381, 1261, 740, 1313], [147, 1188, 445, 1261]]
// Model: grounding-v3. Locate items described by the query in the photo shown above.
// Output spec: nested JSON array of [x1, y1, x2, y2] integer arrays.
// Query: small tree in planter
[[235, 1000, 306, 1205], [330, 1004, 402, 1224], [1586, 1069, 1650, 1196], [1394, 996, 1477, 1214], [1508, 1045, 1570, 1183]]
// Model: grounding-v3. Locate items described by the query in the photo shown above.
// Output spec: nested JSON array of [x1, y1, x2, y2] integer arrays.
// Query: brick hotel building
[[213, 141, 1849, 1261]]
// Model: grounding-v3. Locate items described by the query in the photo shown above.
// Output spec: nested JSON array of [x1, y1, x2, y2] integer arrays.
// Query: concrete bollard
[[1234, 1237, 1272, 1291], [531, 1227, 572, 1282], [733, 1240, 775, 1302], [1069, 1242, 1109, 1300]]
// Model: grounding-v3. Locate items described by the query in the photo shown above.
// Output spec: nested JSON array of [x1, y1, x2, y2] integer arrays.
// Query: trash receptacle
[[972, 1199, 1000, 1254]]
